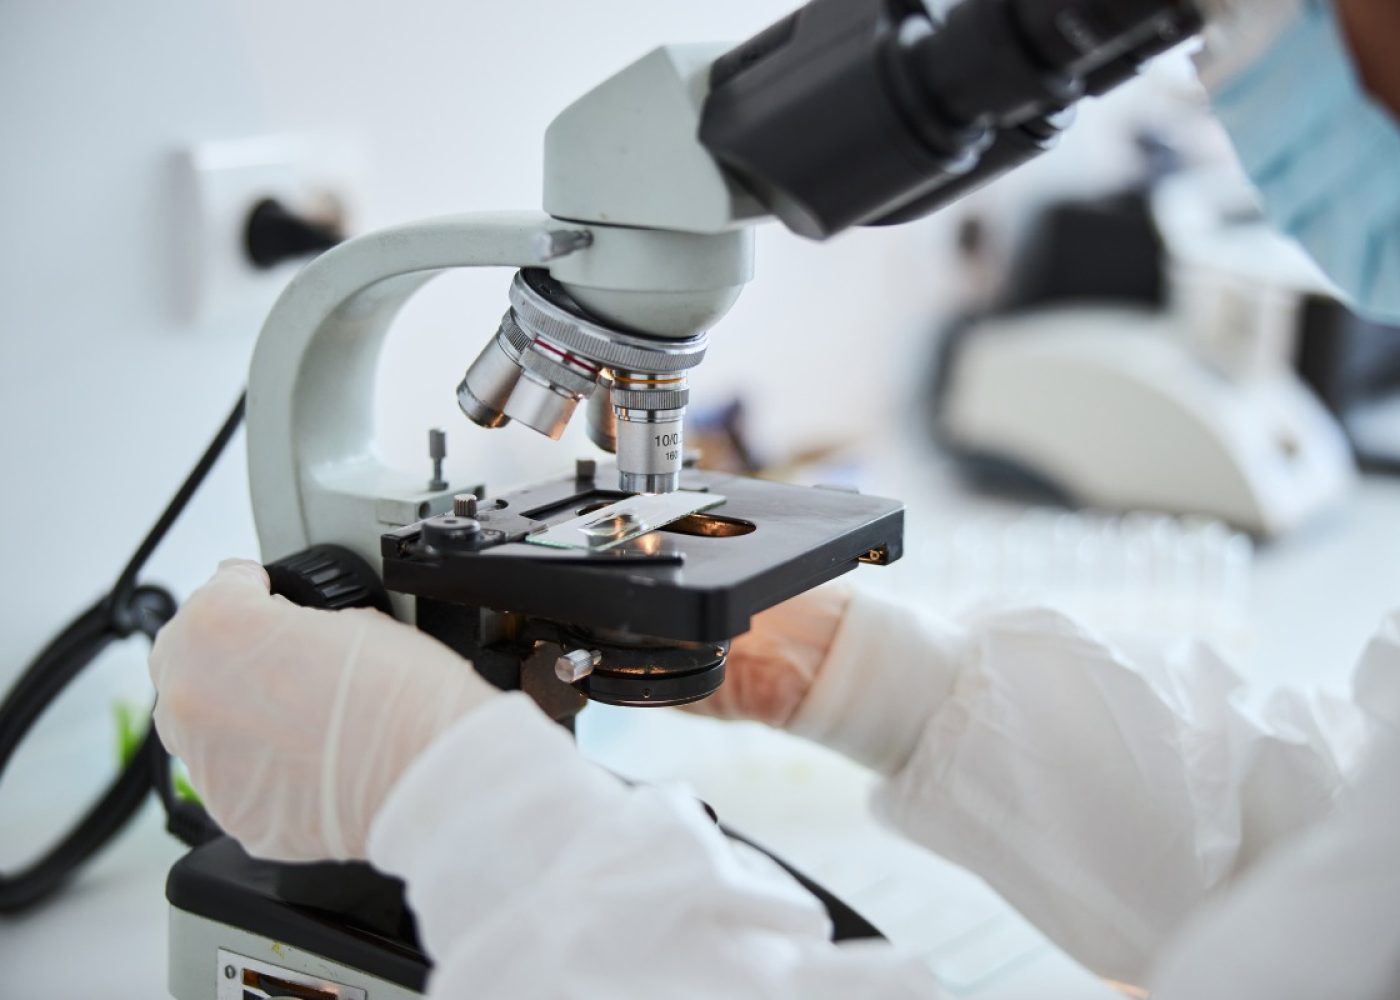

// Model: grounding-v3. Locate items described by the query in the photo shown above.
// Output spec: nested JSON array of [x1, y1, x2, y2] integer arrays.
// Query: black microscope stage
[[380, 465, 905, 643]]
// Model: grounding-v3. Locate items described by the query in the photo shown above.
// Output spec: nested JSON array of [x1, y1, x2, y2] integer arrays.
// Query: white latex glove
[[148, 559, 498, 862], [694, 586, 964, 776], [690, 585, 851, 727]]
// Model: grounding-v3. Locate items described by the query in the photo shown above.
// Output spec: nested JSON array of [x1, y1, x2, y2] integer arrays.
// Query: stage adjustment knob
[[263, 544, 391, 613]]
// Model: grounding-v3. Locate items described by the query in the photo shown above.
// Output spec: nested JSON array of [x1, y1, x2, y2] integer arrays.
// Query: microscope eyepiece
[[698, 0, 1202, 239]]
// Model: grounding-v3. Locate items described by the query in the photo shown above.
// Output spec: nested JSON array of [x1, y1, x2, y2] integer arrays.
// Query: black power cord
[[0, 393, 245, 913], [0, 198, 343, 915]]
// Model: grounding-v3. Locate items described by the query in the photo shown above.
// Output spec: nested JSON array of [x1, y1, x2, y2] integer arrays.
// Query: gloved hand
[[148, 559, 498, 862], [693, 584, 964, 776], [690, 586, 850, 727]]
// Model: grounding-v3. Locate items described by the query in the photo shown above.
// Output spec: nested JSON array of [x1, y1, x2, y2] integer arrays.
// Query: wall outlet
[[171, 133, 365, 329]]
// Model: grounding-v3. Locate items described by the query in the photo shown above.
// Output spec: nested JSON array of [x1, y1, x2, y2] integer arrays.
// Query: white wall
[[0, 0, 1169, 842]]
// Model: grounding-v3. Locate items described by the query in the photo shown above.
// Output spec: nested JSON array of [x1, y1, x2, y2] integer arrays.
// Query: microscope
[[163, 0, 1205, 996]]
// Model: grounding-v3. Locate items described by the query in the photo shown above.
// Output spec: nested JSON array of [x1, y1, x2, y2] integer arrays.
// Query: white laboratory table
[[3, 469, 1397, 999]]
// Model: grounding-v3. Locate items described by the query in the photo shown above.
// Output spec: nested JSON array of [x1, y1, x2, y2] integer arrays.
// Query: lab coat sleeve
[[366, 692, 940, 1000], [792, 590, 1372, 987], [1148, 613, 1400, 999], [1147, 731, 1400, 1000]]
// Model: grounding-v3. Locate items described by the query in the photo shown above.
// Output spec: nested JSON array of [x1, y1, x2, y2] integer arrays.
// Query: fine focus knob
[[263, 544, 391, 613]]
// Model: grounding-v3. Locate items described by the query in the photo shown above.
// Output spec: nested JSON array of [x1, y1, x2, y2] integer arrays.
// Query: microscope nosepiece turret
[[457, 269, 707, 493]]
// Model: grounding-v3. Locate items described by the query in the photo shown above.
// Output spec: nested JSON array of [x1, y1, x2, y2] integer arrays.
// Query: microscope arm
[[248, 212, 561, 569]]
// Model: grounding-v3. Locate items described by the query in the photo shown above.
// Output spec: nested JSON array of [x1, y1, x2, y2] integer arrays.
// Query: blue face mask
[[1209, 0, 1400, 324]]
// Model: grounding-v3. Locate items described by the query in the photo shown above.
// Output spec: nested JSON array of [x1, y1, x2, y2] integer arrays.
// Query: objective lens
[[502, 338, 601, 439], [587, 370, 618, 453], [457, 312, 530, 428], [503, 373, 583, 440], [612, 373, 688, 494]]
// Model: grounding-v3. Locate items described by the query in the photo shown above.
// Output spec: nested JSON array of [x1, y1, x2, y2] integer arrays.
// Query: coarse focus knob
[[263, 544, 391, 613]]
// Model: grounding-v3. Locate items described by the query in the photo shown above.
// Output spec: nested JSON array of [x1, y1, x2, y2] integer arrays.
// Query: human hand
[[148, 559, 498, 861], [690, 585, 850, 728]]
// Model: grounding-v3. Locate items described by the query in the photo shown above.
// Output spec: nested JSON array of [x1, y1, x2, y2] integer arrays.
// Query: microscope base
[[167, 909, 421, 1000], [166, 837, 429, 998], [166, 830, 882, 999]]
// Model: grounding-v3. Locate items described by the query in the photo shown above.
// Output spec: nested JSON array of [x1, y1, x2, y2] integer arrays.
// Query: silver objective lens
[[502, 338, 600, 439], [612, 373, 688, 494], [457, 312, 530, 429], [586, 370, 618, 453]]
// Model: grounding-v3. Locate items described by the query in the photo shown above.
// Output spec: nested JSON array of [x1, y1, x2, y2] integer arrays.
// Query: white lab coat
[[367, 594, 1400, 999]]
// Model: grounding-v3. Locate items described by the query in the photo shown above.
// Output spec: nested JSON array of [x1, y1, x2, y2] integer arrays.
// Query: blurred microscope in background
[[928, 136, 1399, 539]]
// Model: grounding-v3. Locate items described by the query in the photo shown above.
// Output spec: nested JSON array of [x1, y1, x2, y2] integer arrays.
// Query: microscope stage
[[381, 467, 903, 642]]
